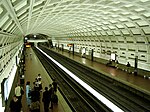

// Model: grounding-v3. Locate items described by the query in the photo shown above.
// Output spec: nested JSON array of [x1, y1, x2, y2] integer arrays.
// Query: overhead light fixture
[[25, 37, 28, 40]]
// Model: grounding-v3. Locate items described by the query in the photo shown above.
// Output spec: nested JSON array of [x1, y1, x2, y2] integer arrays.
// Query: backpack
[[51, 94, 58, 103]]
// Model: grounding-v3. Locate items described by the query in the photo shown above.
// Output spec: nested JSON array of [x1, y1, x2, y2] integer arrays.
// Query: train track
[[37, 46, 150, 112], [33, 47, 112, 112]]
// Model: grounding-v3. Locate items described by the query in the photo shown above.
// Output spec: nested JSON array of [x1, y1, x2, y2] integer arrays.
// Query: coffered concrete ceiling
[[0, 0, 150, 38]]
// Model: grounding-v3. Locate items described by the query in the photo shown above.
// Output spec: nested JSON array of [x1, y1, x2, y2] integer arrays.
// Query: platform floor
[[51, 48, 150, 93], [22, 47, 72, 112]]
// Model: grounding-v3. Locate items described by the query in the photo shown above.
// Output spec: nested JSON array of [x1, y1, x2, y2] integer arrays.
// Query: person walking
[[9, 95, 22, 112], [42, 87, 50, 112]]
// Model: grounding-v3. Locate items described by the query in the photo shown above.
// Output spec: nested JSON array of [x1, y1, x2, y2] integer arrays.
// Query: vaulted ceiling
[[0, 0, 150, 38]]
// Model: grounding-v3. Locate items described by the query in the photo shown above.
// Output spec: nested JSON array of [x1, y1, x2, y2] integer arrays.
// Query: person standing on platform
[[37, 74, 42, 80], [30, 86, 40, 102], [52, 79, 58, 92], [34, 78, 39, 91], [42, 87, 51, 112], [26, 81, 31, 107], [50, 83, 59, 109], [126, 62, 131, 73], [49, 84, 53, 109], [51, 90, 58, 109], [38, 78, 43, 92], [37, 74, 42, 91], [15, 83, 23, 105], [9, 95, 22, 112]]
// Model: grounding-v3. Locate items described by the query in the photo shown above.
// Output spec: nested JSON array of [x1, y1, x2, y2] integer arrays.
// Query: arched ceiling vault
[[0, 0, 150, 39]]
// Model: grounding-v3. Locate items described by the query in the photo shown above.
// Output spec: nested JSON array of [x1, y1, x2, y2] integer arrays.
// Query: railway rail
[[34, 46, 150, 112], [33, 47, 111, 112]]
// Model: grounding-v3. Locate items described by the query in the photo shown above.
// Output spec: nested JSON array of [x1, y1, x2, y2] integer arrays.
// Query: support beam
[[27, 0, 35, 33], [3, 0, 24, 35]]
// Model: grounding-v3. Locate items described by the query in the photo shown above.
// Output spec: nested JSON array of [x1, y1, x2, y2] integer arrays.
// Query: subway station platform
[[49, 47, 150, 93], [22, 47, 72, 112]]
